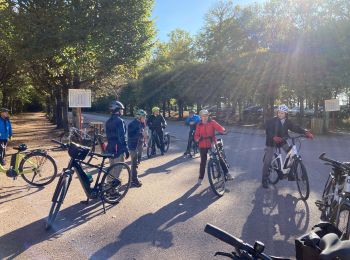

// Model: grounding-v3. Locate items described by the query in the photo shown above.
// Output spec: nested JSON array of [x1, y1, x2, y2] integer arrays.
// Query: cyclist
[[0, 108, 12, 166], [194, 109, 232, 185], [147, 107, 167, 155], [262, 104, 314, 188], [106, 101, 129, 179], [127, 109, 147, 188], [184, 110, 201, 156]]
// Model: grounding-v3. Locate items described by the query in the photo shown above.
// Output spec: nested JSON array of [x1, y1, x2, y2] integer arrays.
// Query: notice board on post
[[69, 89, 92, 108], [325, 99, 340, 112]]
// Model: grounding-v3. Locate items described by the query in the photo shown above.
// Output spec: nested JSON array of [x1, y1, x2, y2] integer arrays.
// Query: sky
[[152, 0, 266, 42]]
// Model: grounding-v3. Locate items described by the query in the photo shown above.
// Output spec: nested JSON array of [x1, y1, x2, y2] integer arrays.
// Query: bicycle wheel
[[295, 160, 310, 200], [46, 175, 69, 230], [189, 140, 198, 157], [320, 175, 336, 221], [335, 203, 350, 240], [101, 162, 131, 204], [208, 159, 226, 197], [87, 135, 105, 163], [20, 151, 58, 187], [147, 138, 155, 158], [268, 155, 280, 185], [164, 134, 170, 152]]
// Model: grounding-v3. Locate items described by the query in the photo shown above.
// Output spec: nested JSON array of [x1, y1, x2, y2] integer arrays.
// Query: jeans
[[130, 143, 143, 182], [152, 129, 164, 153], [199, 148, 209, 179], [108, 155, 124, 182]]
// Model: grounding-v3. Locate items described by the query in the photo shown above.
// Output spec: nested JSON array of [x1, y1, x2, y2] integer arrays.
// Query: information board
[[325, 99, 340, 112], [69, 89, 91, 108]]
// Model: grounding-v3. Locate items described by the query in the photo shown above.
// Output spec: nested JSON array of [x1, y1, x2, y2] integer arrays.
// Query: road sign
[[69, 89, 91, 108], [325, 99, 340, 112]]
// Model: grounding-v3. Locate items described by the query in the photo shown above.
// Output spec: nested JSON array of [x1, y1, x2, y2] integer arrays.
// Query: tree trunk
[[50, 89, 56, 123], [167, 100, 171, 117], [162, 99, 166, 118], [298, 96, 305, 125], [55, 87, 63, 128], [178, 100, 184, 119], [61, 86, 69, 131], [196, 102, 201, 114]]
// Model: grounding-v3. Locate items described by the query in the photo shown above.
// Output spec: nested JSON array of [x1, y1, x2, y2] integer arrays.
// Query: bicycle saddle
[[319, 233, 350, 259], [13, 143, 27, 152]]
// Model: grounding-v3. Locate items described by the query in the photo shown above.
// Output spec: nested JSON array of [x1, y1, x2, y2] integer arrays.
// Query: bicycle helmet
[[0, 108, 10, 113], [152, 107, 160, 113], [199, 109, 209, 116], [136, 109, 147, 118], [278, 104, 289, 113], [113, 101, 125, 112]]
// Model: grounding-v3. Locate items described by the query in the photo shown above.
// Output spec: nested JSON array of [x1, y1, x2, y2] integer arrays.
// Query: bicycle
[[46, 139, 131, 230], [146, 129, 170, 158], [59, 125, 106, 163], [188, 130, 198, 157], [2, 143, 57, 186], [204, 223, 350, 259], [316, 153, 350, 240], [266, 135, 310, 201], [207, 135, 231, 197]]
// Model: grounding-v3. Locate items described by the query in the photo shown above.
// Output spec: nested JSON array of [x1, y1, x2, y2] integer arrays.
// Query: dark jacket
[[265, 116, 306, 147], [105, 114, 128, 157], [147, 114, 167, 131], [128, 119, 145, 150], [0, 117, 12, 140]]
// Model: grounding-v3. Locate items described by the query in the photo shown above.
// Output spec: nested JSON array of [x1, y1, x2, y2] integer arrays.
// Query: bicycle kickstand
[[100, 196, 106, 214]]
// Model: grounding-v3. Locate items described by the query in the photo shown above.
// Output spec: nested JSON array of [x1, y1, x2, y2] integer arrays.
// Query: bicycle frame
[[272, 140, 300, 175], [0, 152, 37, 175]]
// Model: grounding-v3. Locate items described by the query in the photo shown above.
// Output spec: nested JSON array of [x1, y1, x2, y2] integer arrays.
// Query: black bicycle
[[46, 140, 131, 230], [207, 136, 231, 197], [316, 153, 350, 239], [188, 130, 198, 157], [147, 129, 170, 158], [204, 223, 350, 259]]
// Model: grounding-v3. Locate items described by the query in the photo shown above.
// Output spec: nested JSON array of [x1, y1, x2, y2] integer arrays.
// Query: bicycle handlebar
[[51, 139, 69, 149], [204, 224, 271, 260], [319, 153, 350, 171]]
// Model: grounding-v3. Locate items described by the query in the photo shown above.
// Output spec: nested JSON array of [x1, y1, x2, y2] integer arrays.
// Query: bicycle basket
[[68, 142, 90, 160]]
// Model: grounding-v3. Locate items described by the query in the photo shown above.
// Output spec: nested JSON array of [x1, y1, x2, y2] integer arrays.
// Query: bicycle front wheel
[[320, 175, 336, 221], [295, 160, 310, 201], [46, 175, 69, 230], [208, 159, 226, 197], [164, 134, 170, 152], [189, 140, 198, 157], [146, 138, 154, 158], [101, 162, 131, 204], [20, 151, 58, 187]]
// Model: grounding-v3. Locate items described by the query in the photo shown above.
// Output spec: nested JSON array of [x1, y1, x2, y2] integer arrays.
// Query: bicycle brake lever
[[214, 251, 235, 258]]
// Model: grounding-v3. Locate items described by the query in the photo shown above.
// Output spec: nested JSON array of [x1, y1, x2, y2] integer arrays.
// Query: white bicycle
[[267, 135, 310, 200]]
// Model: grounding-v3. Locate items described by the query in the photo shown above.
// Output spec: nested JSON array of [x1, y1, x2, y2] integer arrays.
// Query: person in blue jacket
[[105, 101, 129, 180], [183, 110, 201, 156], [0, 108, 12, 165], [127, 109, 147, 187]]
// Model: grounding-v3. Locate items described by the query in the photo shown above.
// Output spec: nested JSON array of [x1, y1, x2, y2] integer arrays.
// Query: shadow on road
[[0, 199, 113, 259], [0, 185, 44, 205], [241, 187, 310, 257], [89, 184, 219, 259], [139, 155, 187, 177]]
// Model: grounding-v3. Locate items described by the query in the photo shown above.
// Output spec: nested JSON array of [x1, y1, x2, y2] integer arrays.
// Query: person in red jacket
[[194, 109, 226, 185]]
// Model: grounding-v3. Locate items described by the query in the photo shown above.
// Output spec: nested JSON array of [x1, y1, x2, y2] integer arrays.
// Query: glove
[[273, 136, 283, 144], [124, 151, 130, 160], [305, 131, 314, 139]]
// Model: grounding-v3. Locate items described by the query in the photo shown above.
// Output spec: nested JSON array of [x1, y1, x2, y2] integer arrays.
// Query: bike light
[[254, 241, 265, 254]]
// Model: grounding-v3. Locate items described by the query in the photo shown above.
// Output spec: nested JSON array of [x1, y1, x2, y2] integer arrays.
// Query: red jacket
[[194, 119, 225, 148]]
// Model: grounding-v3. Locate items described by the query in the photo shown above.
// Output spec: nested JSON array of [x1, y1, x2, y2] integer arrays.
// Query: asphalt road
[[1, 113, 350, 259]]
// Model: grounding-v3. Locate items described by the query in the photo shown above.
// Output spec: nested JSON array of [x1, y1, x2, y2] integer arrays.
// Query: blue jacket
[[105, 114, 128, 157], [128, 119, 145, 150], [185, 114, 200, 130], [0, 118, 12, 140]]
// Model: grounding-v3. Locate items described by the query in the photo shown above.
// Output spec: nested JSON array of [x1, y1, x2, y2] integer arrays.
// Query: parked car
[[289, 106, 315, 116], [243, 105, 263, 116]]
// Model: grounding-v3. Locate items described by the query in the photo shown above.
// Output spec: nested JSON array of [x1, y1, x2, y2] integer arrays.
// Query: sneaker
[[197, 179, 203, 185], [131, 180, 142, 188]]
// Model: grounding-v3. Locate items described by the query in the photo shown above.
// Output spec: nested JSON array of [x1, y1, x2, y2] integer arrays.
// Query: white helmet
[[278, 104, 289, 113], [199, 109, 209, 116]]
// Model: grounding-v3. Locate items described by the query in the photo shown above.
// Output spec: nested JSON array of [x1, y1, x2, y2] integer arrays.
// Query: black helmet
[[113, 101, 125, 112]]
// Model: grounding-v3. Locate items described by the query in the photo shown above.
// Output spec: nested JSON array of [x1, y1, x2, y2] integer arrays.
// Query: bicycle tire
[[86, 135, 105, 163], [20, 151, 58, 187], [335, 203, 350, 240], [101, 162, 131, 204], [295, 160, 310, 200], [208, 159, 226, 197], [268, 154, 280, 185], [46, 175, 69, 230], [320, 175, 336, 221], [164, 134, 170, 152]]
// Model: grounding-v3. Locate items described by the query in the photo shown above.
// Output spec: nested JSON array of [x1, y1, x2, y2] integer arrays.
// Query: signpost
[[324, 99, 340, 131], [69, 89, 92, 129]]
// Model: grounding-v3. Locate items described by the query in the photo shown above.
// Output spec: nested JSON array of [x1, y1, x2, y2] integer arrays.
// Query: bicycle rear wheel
[[20, 151, 58, 187], [267, 155, 280, 185], [335, 203, 350, 240], [46, 174, 69, 230], [101, 162, 131, 204], [87, 135, 105, 163], [164, 134, 170, 152], [208, 159, 226, 197], [295, 160, 310, 201]]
